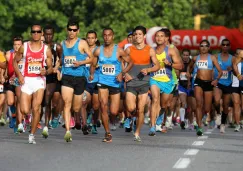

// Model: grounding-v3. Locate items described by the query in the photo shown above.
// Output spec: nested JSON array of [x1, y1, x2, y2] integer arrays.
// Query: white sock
[[180, 108, 185, 122]]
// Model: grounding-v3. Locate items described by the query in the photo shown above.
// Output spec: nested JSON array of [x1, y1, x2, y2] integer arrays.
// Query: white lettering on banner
[[192, 36, 199, 46], [172, 35, 180, 46], [218, 36, 226, 46], [208, 36, 217, 46], [182, 36, 191, 46]]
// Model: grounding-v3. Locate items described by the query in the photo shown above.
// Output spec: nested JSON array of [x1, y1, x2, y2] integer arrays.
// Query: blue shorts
[[178, 85, 189, 95], [150, 78, 175, 94]]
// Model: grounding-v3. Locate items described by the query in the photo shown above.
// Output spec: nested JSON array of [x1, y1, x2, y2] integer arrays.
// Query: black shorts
[[54, 81, 61, 93], [86, 82, 98, 95], [4, 81, 15, 94], [171, 84, 179, 97], [61, 75, 86, 95], [188, 89, 194, 97], [46, 73, 58, 84], [194, 78, 213, 92], [126, 84, 149, 96], [231, 86, 243, 94], [215, 83, 232, 94], [97, 83, 120, 95]]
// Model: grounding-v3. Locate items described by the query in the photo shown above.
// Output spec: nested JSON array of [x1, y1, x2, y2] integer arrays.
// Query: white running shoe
[[29, 134, 36, 144], [156, 124, 162, 132], [215, 114, 221, 126], [42, 126, 49, 138], [111, 124, 117, 131], [17, 123, 24, 133], [220, 124, 225, 133], [234, 124, 241, 132]]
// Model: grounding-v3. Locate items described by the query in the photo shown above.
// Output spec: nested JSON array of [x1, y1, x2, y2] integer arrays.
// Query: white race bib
[[86, 57, 90, 67], [64, 56, 76, 67], [102, 64, 115, 75], [221, 70, 228, 79], [154, 68, 166, 77], [197, 60, 208, 69], [18, 61, 24, 72], [28, 62, 41, 74], [0, 84, 3, 93], [180, 72, 187, 80]]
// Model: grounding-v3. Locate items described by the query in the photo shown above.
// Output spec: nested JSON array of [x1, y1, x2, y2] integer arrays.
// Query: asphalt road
[[0, 123, 242, 171]]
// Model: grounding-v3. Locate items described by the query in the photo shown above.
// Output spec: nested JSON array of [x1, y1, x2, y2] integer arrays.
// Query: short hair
[[44, 24, 54, 33], [156, 28, 171, 38], [221, 38, 230, 45], [13, 35, 23, 43], [86, 30, 97, 38], [103, 27, 114, 34], [31, 23, 42, 31], [200, 39, 210, 46], [96, 40, 101, 46], [182, 49, 191, 55], [133, 26, 146, 35], [67, 18, 79, 29]]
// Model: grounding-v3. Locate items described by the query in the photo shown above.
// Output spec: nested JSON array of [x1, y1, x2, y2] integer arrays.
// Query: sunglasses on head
[[31, 30, 42, 34], [200, 44, 209, 47], [68, 28, 78, 32], [222, 43, 230, 47]]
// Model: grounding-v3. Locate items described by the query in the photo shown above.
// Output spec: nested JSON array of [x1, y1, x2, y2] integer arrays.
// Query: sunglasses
[[200, 44, 209, 48], [68, 28, 78, 32], [222, 43, 230, 47], [31, 30, 42, 34]]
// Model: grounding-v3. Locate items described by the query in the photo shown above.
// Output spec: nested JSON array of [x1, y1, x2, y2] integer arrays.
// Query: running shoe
[[37, 122, 42, 129], [209, 120, 215, 129], [234, 124, 241, 132], [156, 124, 162, 132], [148, 126, 156, 136], [102, 132, 112, 143], [29, 134, 36, 144], [156, 114, 164, 126], [51, 116, 60, 128], [215, 114, 221, 126], [87, 113, 92, 126], [75, 123, 82, 130], [144, 116, 150, 125], [70, 117, 75, 128], [17, 123, 24, 133], [82, 125, 89, 135], [119, 121, 124, 128], [97, 120, 101, 127], [134, 135, 141, 142], [189, 124, 194, 131], [220, 124, 225, 133], [14, 127, 18, 134], [6, 117, 10, 124], [91, 125, 98, 134], [64, 131, 72, 142], [8, 117, 15, 128], [161, 125, 167, 133], [124, 118, 131, 129], [42, 126, 49, 139], [228, 122, 235, 128], [111, 124, 116, 131], [133, 117, 136, 132], [48, 120, 53, 129], [180, 121, 185, 130], [196, 128, 203, 136]]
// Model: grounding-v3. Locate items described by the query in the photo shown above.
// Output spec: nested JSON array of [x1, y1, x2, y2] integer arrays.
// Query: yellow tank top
[[152, 51, 171, 82], [0, 51, 6, 62]]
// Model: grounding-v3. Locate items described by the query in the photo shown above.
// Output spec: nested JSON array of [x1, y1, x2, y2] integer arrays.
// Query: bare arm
[[233, 56, 241, 77], [89, 47, 100, 78], [120, 47, 133, 73], [76, 40, 94, 66], [53, 44, 63, 72], [168, 47, 184, 70], [13, 45, 24, 78], [45, 47, 53, 75], [145, 48, 160, 73], [212, 55, 222, 80]]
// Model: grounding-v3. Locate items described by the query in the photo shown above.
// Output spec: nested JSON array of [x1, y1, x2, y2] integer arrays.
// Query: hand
[[140, 68, 148, 75], [89, 75, 94, 81], [186, 72, 191, 79], [56, 69, 62, 81], [40, 68, 47, 76], [9, 76, 15, 85], [116, 72, 123, 82], [163, 58, 172, 66], [237, 75, 243, 81], [124, 73, 133, 82], [0, 76, 5, 84], [227, 67, 233, 71], [211, 79, 218, 86], [53, 67, 58, 73], [18, 75, 25, 85], [73, 61, 80, 67]]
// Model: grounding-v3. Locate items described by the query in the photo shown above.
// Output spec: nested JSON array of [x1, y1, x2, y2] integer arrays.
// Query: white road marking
[[198, 135, 208, 139], [204, 131, 212, 134], [192, 141, 205, 146], [184, 149, 199, 156], [173, 158, 191, 169]]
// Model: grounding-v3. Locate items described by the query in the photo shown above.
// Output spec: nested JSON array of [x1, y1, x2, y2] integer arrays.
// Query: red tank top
[[7, 51, 15, 78], [23, 42, 46, 77]]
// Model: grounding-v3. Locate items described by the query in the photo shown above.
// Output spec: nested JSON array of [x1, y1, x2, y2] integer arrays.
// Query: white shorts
[[21, 77, 46, 95]]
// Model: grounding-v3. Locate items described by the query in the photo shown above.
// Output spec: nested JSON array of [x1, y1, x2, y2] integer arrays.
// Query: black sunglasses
[[31, 30, 42, 34], [68, 28, 78, 32], [200, 44, 209, 48], [222, 43, 230, 47]]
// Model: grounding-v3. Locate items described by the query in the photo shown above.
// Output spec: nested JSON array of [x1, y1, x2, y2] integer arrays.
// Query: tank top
[[98, 44, 121, 88], [232, 62, 243, 87], [62, 38, 87, 77], [44, 43, 58, 67], [179, 60, 190, 88], [151, 46, 173, 82], [85, 46, 99, 83], [195, 54, 213, 70], [7, 50, 15, 78], [23, 42, 47, 77], [214, 53, 232, 86]]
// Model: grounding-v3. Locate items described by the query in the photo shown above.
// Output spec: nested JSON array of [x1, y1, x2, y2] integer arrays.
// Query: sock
[[180, 108, 185, 122], [214, 104, 220, 114], [221, 112, 227, 125]]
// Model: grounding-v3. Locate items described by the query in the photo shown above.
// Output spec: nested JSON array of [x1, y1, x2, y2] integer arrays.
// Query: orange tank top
[[130, 45, 151, 65]]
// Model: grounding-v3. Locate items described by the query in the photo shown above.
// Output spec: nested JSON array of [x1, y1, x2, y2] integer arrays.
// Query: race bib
[[86, 57, 90, 67], [197, 60, 208, 69], [180, 72, 187, 80], [221, 70, 228, 79], [18, 61, 24, 72], [0, 84, 3, 93], [102, 64, 115, 75], [154, 68, 166, 77], [64, 56, 76, 67], [28, 62, 41, 74]]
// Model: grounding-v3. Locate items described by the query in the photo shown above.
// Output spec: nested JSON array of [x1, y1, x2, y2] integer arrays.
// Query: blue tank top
[[214, 53, 232, 86], [62, 38, 87, 77], [85, 46, 99, 83], [191, 66, 197, 90], [195, 54, 213, 70], [98, 44, 121, 88]]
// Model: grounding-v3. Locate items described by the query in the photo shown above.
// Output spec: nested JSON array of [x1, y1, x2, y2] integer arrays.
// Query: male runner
[[13, 23, 53, 144]]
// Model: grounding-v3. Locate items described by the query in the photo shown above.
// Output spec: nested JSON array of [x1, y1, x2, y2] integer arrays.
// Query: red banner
[[118, 26, 243, 51]]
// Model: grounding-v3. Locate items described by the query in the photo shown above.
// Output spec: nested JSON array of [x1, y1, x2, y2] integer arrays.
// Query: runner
[[187, 40, 222, 136], [213, 39, 234, 133], [0, 51, 6, 125], [149, 28, 183, 136], [58, 19, 94, 142], [13, 23, 53, 144], [92, 27, 133, 142], [41, 25, 62, 138]]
